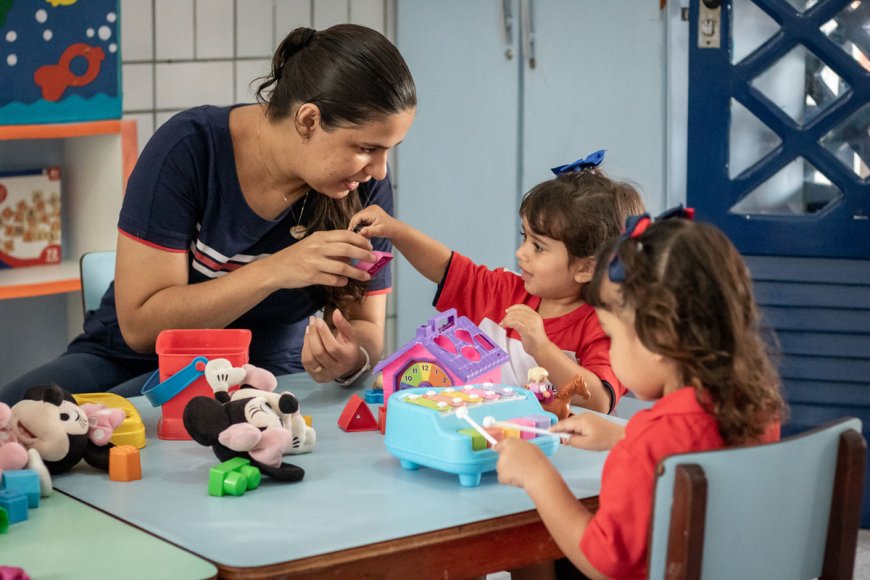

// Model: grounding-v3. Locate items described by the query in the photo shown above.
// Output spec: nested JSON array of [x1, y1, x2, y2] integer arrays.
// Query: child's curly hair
[[588, 218, 785, 445], [520, 169, 644, 300]]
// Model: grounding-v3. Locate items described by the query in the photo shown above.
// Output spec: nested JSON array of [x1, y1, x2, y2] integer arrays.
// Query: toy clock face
[[398, 360, 452, 390]]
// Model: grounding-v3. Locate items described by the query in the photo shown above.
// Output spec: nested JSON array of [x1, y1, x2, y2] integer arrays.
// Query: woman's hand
[[494, 438, 554, 489], [551, 413, 626, 451], [501, 304, 550, 358], [269, 229, 377, 289], [302, 309, 366, 383], [349, 205, 398, 239]]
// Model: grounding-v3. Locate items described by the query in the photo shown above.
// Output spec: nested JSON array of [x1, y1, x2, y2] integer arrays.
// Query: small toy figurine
[[524, 367, 555, 401], [541, 373, 592, 421]]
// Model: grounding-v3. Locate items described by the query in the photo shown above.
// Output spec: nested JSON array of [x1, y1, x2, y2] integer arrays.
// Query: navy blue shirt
[[68, 105, 393, 375]]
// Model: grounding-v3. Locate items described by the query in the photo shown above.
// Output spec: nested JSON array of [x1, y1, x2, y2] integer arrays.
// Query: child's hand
[[494, 438, 551, 489], [500, 304, 549, 357], [349, 205, 396, 239], [551, 413, 626, 451]]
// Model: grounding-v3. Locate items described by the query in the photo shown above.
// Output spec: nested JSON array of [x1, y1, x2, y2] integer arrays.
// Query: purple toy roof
[[373, 309, 508, 382]]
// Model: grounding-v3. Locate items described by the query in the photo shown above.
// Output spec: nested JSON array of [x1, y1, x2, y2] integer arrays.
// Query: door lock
[[698, 0, 721, 49]]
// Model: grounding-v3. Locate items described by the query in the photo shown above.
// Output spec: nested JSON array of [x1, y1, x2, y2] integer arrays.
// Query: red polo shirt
[[580, 387, 779, 578]]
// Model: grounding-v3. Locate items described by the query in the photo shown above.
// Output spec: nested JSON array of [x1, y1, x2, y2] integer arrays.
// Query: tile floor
[[485, 530, 870, 579]]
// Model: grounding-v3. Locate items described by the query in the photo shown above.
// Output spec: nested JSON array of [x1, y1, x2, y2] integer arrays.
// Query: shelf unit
[[0, 119, 137, 299]]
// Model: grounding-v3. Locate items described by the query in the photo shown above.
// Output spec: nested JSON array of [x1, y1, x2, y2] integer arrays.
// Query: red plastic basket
[[155, 329, 251, 440]]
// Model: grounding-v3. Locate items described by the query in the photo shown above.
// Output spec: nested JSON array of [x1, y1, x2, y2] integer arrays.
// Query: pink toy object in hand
[[352, 251, 393, 276]]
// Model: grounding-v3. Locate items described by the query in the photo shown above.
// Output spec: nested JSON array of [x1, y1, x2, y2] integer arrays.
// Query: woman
[[0, 24, 416, 404]]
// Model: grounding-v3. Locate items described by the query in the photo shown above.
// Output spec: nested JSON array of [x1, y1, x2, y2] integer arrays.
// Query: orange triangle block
[[338, 394, 379, 432]]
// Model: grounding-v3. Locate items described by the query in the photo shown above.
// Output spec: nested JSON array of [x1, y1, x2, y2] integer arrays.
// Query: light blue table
[[0, 491, 218, 579], [52, 375, 616, 578]]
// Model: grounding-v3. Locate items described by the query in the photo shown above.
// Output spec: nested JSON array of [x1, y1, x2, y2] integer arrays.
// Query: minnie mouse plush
[[182, 360, 308, 483], [2, 384, 125, 495]]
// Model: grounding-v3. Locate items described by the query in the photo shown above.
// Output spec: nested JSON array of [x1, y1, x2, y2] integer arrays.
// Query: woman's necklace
[[257, 118, 309, 240], [285, 190, 309, 240]]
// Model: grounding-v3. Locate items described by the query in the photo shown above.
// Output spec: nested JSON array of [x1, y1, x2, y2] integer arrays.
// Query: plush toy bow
[[550, 149, 606, 175], [218, 424, 293, 468], [80, 403, 125, 446]]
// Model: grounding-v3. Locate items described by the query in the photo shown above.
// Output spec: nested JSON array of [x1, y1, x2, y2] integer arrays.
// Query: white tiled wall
[[119, 0, 397, 348], [120, 0, 390, 156]]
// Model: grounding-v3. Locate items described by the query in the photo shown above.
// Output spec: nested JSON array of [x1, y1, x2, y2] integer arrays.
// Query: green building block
[[213, 457, 250, 475], [207, 457, 262, 497], [238, 465, 261, 490], [458, 428, 487, 451]]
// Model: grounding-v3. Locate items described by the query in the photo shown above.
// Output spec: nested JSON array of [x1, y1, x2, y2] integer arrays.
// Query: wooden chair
[[648, 417, 865, 580], [79, 250, 116, 314]]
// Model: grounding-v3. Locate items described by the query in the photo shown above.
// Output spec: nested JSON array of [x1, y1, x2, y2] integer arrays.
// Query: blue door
[[687, 0, 868, 258], [688, 0, 870, 525]]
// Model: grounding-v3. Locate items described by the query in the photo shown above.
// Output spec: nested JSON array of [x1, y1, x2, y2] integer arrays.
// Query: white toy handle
[[482, 416, 571, 441]]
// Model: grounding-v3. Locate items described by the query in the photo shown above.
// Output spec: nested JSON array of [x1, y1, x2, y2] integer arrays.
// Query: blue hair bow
[[551, 149, 606, 176], [608, 204, 695, 282]]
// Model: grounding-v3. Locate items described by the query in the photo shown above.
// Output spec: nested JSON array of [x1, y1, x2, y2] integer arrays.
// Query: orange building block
[[109, 445, 142, 482], [378, 405, 387, 435]]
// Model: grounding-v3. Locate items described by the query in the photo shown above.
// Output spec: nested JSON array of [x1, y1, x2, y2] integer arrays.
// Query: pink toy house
[[373, 309, 508, 405]]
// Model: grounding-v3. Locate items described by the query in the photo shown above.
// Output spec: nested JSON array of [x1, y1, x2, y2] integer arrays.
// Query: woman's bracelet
[[335, 345, 371, 386]]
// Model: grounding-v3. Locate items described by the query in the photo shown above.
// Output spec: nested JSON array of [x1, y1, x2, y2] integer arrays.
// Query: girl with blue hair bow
[[350, 150, 644, 413]]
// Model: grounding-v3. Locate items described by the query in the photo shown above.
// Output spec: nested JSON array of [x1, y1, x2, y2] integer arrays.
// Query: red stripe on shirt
[[118, 228, 187, 253]]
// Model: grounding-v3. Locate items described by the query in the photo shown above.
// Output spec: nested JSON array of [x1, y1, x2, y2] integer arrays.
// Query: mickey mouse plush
[[3, 384, 125, 495], [182, 360, 307, 483]]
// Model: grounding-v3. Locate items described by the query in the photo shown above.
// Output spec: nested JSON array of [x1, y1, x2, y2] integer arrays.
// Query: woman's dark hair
[[256, 24, 416, 127], [256, 24, 416, 318], [587, 219, 785, 445], [520, 169, 644, 300]]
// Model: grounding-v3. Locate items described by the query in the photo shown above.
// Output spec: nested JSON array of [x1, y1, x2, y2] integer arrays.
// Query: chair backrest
[[79, 250, 116, 314], [648, 417, 865, 580]]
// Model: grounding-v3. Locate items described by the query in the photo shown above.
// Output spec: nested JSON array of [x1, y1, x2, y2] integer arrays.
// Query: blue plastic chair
[[79, 250, 116, 314], [648, 417, 865, 580]]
